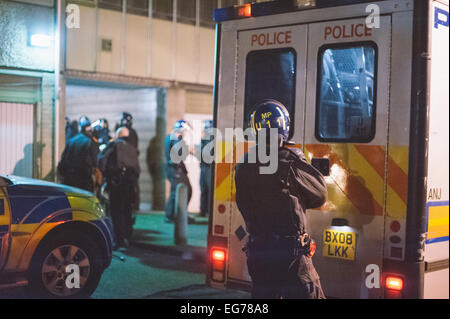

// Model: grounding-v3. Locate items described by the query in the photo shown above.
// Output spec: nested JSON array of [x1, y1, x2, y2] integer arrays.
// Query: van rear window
[[244, 48, 296, 138], [316, 42, 377, 143]]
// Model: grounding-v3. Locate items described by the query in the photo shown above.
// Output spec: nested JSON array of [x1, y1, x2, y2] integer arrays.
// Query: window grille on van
[[316, 42, 377, 143], [244, 48, 297, 139]]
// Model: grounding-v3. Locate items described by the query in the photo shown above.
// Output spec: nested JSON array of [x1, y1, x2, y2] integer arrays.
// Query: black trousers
[[245, 239, 326, 299], [199, 165, 212, 217], [165, 165, 192, 220], [62, 172, 94, 192], [109, 175, 137, 244]]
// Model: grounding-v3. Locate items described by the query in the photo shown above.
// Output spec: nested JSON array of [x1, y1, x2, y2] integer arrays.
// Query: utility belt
[[64, 167, 92, 177], [248, 232, 316, 258], [110, 167, 138, 185]]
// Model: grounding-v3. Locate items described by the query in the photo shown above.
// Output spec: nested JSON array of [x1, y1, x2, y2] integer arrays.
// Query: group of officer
[[59, 99, 327, 299], [58, 112, 140, 248]]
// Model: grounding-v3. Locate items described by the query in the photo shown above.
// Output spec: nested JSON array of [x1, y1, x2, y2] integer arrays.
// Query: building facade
[[1, 0, 250, 211]]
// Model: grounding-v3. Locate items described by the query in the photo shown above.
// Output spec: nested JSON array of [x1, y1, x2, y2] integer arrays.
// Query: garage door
[[0, 102, 34, 178]]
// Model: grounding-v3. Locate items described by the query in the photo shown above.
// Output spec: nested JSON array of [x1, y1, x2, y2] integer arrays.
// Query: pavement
[[130, 211, 209, 263], [94, 211, 250, 299]]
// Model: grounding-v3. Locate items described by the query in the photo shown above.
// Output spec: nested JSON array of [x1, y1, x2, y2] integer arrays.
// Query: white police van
[[206, 0, 449, 299]]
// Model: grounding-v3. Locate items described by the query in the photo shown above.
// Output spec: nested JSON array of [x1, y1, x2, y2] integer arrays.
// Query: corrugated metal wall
[[185, 90, 213, 114], [0, 102, 34, 177], [65, 84, 158, 209]]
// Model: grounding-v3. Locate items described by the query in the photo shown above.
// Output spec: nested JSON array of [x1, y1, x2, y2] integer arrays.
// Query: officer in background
[[64, 117, 79, 146], [118, 112, 138, 149], [92, 118, 112, 151], [199, 120, 214, 217], [98, 127, 140, 248], [118, 112, 140, 212], [58, 116, 98, 192], [164, 120, 193, 223], [235, 100, 327, 299]]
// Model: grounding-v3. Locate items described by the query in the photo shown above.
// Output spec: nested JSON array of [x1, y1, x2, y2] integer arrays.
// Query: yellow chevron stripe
[[215, 173, 233, 202], [386, 146, 409, 219], [386, 183, 408, 219], [388, 146, 409, 174], [341, 144, 385, 209], [302, 146, 363, 215], [214, 140, 234, 202]]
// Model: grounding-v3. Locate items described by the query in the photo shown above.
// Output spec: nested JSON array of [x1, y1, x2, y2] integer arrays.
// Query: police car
[[0, 175, 113, 298]]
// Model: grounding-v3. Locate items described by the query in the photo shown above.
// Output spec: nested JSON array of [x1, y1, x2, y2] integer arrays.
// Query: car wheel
[[28, 230, 104, 299]]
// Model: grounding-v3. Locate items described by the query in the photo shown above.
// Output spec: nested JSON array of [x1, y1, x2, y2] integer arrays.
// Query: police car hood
[[1, 175, 94, 198]]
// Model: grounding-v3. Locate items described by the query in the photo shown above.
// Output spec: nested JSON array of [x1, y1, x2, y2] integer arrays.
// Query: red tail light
[[212, 249, 225, 262], [385, 276, 403, 291], [210, 248, 227, 282]]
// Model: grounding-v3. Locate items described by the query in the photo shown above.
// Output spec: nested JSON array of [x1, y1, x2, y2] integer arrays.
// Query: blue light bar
[[214, 6, 237, 23]]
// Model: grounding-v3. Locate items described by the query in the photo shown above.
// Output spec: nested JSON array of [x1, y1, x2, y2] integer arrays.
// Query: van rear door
[[304, 17, 392, 298], [227, 25, 308, 285]]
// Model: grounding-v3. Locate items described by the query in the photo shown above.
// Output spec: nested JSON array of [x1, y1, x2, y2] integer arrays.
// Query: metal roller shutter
[[0, 102, 34, 178]]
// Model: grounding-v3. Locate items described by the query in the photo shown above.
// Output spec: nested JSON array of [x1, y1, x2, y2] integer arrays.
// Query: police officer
[[199, 120, 214, 217], [235, 100, 327, 299], [118, 112, 138, 149], [92, 118, 112, 150], [118, 112, 140, 212], [98, 127, 140, 248], [164, 120, 193, 223], [58, 116, 98, 192], [64, 117, 79, 146]]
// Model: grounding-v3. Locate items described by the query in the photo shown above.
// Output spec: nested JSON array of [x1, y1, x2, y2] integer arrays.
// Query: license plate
[[322, 228, 356, 261]]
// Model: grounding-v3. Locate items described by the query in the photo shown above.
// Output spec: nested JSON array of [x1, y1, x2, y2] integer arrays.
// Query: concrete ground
[[0, 211, 250, 299]]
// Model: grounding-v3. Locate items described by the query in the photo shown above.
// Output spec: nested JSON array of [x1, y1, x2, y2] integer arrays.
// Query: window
[[127, 0, 149, 16], [200, 0, 218, 28], [153, 0, 173, 20], [98, 0, 122, 11], [316, 42, 377, 142], [177, 0, 196, 25], [67, 0, 95, 6], [220, 0, 239, 8], [244, 48, 297, 138]]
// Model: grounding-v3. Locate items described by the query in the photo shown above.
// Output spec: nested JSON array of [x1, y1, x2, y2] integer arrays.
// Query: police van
[[206, 0, 449, 299]]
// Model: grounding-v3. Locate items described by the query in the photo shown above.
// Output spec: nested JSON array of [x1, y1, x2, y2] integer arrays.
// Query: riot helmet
[[203, 120, 213, 130], [120, 112, 133, 128], [173, 119, 191, 133], [250, 99, 290, 143], [79, 115, 92, 133], [92, 118, 110, 144]]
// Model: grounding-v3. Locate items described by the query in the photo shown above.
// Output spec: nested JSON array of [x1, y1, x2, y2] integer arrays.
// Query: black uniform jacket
[[98, 137, 140, 178], [235, 144, 327, 237], [58, 133, 98, 176]]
